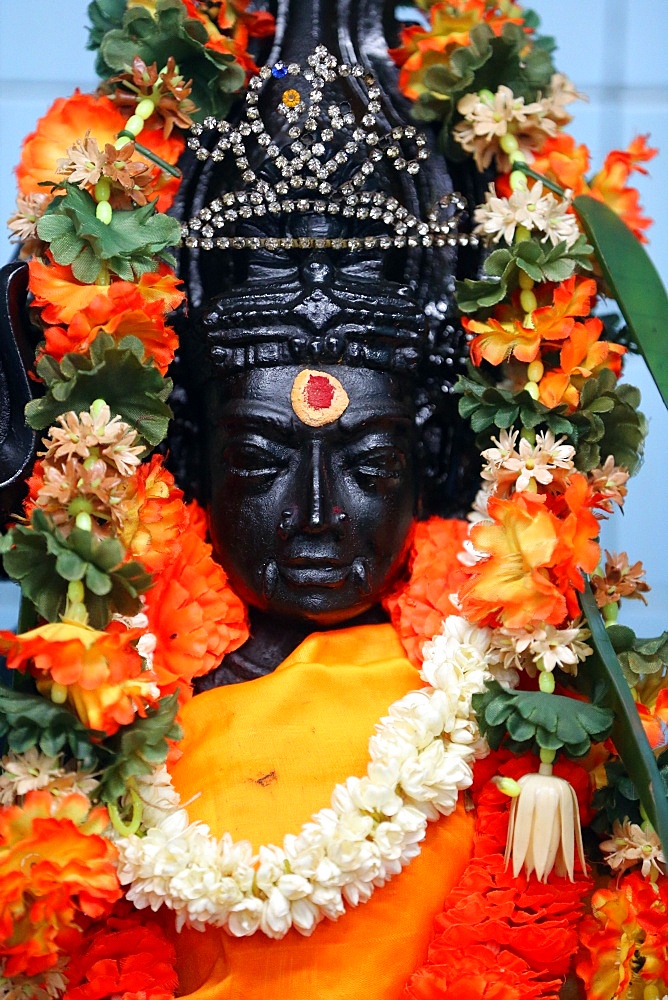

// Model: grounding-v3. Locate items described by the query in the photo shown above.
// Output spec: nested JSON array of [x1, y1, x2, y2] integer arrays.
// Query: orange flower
[[465, 276, 597, 366], [17, 91, 183, 211], [382, 517, 470, 667], [531, 133, 590, 194], [403, 944, 561, 999], [0, 621, 157, 737], [636, 689, 668, 751], [588, 135, 657, 242], [118, 455, 188, 573], [459, 491, 567, 629], [537, 318, 625, 410], [143, 513, 249, 700], [181, 0, 274, 74], [29, 256, 184, 327], [62, 901, 177, 1000], [549, 474, 601, 618], [577, 873, 668, 1000], [0, 789, 120, 978], [391, 1, 526, 101]]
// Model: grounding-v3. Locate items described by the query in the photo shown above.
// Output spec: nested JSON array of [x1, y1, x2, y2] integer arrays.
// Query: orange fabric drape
[[166, 623, 475, 1000]]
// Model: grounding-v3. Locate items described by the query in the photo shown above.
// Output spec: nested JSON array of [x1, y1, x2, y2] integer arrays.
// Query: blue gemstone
[[272, 62, 288, 78]]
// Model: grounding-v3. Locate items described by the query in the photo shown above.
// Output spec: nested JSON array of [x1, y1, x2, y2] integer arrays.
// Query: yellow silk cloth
[[166, 623, 474, 1000]]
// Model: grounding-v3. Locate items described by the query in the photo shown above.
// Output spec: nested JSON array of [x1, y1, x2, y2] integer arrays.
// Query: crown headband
[[181, 45, 474, 252]]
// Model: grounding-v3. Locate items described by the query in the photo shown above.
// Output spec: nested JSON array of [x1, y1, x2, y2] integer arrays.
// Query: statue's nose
[[301, 440, 337, 533]]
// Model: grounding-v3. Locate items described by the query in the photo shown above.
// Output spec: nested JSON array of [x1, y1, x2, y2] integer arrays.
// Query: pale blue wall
[[0, 1, 666, 634]]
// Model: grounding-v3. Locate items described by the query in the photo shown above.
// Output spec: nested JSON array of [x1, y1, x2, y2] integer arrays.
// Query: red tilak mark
[[305, 374, 335, 410]]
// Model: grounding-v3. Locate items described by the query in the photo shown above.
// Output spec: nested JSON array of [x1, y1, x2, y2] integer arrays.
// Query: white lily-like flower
[[505, 762, 586, 882]]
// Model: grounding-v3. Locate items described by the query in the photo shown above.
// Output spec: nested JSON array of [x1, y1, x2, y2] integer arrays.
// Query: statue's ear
[[0, 261, 37, 521]]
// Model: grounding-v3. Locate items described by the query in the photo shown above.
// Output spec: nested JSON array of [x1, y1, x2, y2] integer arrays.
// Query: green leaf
[[94, 693, 182, 805], [580, 581, 668, 850], [25, 334, 172, 449], [0, 685, 100, 768], [1, 511, 153, 629], [573, 194, 668, 408], [473, 681, 613, 757]]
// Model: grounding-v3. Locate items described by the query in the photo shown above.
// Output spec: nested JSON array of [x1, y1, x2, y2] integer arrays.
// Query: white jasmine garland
[[113, 616, 489, 939]]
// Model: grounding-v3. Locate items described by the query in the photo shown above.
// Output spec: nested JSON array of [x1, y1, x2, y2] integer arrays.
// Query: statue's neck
[[193, 605, 389, 691]]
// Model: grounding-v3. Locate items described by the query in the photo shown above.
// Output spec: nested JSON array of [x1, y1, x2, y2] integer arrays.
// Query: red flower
[[63, 902, 178, 1000]]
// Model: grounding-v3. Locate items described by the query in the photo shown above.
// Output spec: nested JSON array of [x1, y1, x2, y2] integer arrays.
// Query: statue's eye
[[350, 446, 407, 481], [223, 441, 287, 477]]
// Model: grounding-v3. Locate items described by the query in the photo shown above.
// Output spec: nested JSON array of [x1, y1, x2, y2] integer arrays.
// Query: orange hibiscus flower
[[465, 276, 598, 367], [29, 256, 184, 327], [17, 91, 183, 211], [382, 516, 470, 667], [0, 790, 120, 978], [459, 491, 567, 629], [0, 621, 157, 737], [143, 513, 249, 700], [588, 135, 657, 242], [537, 318, 625, 410], [391, 1, 526, 101], [119, 455, 189, 572], [531, 132, 590, 194]]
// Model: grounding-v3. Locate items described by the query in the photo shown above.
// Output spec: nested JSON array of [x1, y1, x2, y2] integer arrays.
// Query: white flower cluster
[[473, 180, 580, 248], [113, 616, 489, 940]]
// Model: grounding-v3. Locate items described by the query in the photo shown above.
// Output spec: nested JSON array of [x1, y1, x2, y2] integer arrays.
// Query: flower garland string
[[113, 614, 489, 938]]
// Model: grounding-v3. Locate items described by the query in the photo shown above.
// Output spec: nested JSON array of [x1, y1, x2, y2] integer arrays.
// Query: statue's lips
[[278, 557, 352, 587]]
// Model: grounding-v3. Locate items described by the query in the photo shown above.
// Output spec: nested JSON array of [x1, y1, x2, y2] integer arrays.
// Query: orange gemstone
[[282, 89, 301, 108]]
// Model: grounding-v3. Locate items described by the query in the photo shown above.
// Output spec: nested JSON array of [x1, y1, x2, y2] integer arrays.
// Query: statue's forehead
[[208, 365, 414, 431]]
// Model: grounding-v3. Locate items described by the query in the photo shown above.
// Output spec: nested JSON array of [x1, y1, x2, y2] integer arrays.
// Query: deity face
[[204, 365, 417, 624]]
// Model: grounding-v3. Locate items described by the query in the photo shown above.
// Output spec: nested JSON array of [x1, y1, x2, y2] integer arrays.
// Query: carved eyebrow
[[337, 410, 413, 435]]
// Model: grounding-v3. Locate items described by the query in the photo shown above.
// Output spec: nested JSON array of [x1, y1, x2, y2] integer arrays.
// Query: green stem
[[513, 162, 566, 198], [116, 131, 182, 178]]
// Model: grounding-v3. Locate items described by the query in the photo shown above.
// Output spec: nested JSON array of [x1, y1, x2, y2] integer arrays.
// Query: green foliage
[[36, 185, 181, 284], [580, 580, 668, 851], [456, 365, 647, 474], [0, 685, 100, 768], [94, 693, 182, 805], [411, 23, 555, 157], [0, 510, 152, 629], [88, 0, 245, 120], [574, 194, 668, 408], [591, 758, 644, 833], [25, 334, 173, 448], [473, 680, 613, 757], [456, 236, 594, 314], [606, 626, 668, 684]]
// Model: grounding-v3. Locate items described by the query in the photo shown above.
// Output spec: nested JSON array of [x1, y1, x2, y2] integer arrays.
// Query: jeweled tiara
[[181, 45, 475, 252]]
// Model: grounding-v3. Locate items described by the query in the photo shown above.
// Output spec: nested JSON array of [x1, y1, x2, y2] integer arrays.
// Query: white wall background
[[0, 1, 666, 634]]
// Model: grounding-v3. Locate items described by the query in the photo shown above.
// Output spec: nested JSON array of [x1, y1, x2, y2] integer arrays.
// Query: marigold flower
[[142, 516, 249, 700], [61, 902, 178, 1000], [0, 789, 120, 978], [118, 454, 189, 573], [0, 621, 158, 737], [382, 517, 470, 667]]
